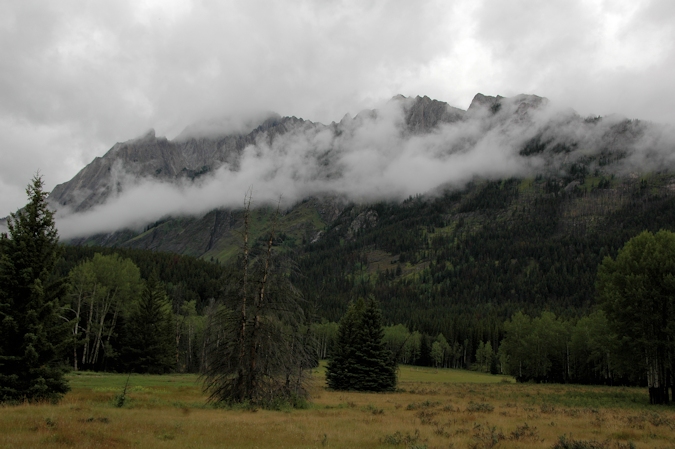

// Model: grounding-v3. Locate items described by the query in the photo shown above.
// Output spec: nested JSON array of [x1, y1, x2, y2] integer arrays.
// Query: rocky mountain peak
[[47, 92, 560, 216], [403, 95, 465, 132], [467, 93, 504, 114], [467, 93, 549, 117]]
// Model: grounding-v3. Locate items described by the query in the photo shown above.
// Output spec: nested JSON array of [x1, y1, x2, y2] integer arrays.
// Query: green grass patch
[[523, 385, 663, 410], [68, 372, 200, 390], [397, 365, 513, 384]]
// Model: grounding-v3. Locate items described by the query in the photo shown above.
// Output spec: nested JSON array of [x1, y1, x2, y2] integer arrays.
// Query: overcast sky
[[1, 0, 674, 216]]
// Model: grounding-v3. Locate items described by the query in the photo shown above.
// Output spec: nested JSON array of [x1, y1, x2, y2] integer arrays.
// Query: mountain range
[[48, 92, 670, 252], [14, 92, 675, 334]]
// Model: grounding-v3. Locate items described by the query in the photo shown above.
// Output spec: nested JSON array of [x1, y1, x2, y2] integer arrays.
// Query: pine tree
[[418, 334, 432, 367], [326, 297, 396, 392], [325, 298, 364, 391], [120, 273, 175, 374], [0, 175, 70, 403]]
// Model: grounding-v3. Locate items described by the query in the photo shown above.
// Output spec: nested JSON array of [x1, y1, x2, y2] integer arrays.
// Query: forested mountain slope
[[62, 171, 675, 346], [48, 92, 675, 341], [296, 172, 675, 341]]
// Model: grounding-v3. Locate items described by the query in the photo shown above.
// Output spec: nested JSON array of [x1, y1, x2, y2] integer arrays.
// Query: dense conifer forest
[[295, 172, 675, 355]]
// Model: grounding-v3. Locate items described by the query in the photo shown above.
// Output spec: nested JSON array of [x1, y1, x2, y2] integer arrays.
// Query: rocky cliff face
[[48, 93, 544, 214], [402, 95, 465, 132], [48, 115, 309, 212], [50, 91, 672, 262]]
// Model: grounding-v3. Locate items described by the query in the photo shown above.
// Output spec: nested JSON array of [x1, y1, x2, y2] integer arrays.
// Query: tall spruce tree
[[0, 175, 70, 402], [325, 298, 364, 390], [326, 297, 396, 392], [120, 273, 175, 374]]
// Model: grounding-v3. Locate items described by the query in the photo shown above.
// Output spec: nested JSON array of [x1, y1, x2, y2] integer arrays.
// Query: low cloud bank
[[55, 97, 675, 239]]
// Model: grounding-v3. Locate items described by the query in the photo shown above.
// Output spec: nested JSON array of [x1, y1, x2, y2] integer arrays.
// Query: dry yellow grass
[[1, 366, 674, 449]]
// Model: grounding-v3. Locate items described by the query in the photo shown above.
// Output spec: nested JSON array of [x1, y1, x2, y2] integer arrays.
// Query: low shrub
[[466, 402, 494, 413]]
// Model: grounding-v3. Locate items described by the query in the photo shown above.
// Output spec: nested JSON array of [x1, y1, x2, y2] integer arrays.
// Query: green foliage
[[568, 310, 617, 384], [47, 172, 675, 387], [474, 341, 494, 373], [68, 253, 143, 370], [0, 175, 70, 403], [466, 402, 494, 413], [381, 429, 421, 447], [469, 422, 503, 449], [311, 319, 338, 360], [498, 305, 641, 387], [114, 374, 131, 407], [174, 299, 204, 373], [597, 230, 675, 404], [326, 297, 397, 391], [295, 173, 675, 364], [59, 246, 221, 373], [57, 245, 224, 313], [119, 273, 175, 374]]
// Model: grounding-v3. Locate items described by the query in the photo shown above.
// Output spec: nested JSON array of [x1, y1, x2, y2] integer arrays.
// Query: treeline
[[54, 245, 228, 372], [57, 173, 675, 381], [316, 307, 638, 389], [55, 245, 224, 310], [33, 245, 675, 390], [499, 310, 616, 384], [60, 247, 502, 375]]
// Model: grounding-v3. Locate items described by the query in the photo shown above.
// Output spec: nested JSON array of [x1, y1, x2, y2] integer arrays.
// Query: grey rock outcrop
[[48, 92, 553, 216], [49, 116, 311, 213], [403, 95, 465, 132]]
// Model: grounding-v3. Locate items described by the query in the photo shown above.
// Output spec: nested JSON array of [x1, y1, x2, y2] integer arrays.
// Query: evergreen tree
[[0, 175, 70, 402], [120, 273, 175, 374], [418, 334, 432, 367], [326, 297, 397, 391], [325, 298, 364, 390]]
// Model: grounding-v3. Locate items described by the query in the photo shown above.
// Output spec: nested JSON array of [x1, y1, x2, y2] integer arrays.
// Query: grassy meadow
[[1, 366, 674, 449]]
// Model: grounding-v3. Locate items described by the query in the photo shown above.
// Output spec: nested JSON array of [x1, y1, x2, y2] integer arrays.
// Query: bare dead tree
[[202, 196, 314, 407]]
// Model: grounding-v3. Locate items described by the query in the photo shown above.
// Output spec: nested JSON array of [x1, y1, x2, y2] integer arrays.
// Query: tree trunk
[[649, 386, 668, 405], [72, 289, 83, 371], [81, 284, 97, 366], [104, 303, 120, 354], [248, 206, 277, 400], [647, 354, 669, 405], [238, 193, 251, 398], [175, 317, 182, 369], [91, 291, 114, 366]]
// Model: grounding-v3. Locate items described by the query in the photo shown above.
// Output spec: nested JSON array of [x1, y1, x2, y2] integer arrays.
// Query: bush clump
[[466, 402, 494, 413], [552, 435, 636, 449]]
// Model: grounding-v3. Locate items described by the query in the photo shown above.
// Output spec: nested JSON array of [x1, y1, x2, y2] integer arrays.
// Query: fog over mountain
[[49, 93, 675, 240], [2, 1, 675, 221]]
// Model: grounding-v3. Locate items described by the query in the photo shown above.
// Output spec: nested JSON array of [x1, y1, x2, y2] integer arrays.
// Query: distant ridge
[[48, 93, 547, 214]]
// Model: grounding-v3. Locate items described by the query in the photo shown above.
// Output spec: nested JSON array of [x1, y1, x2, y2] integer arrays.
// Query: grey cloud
[[56, 94, 675, 240], [2, 0, 675, 218]]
